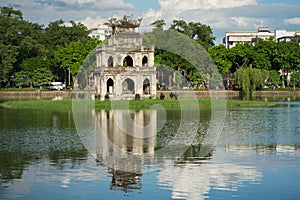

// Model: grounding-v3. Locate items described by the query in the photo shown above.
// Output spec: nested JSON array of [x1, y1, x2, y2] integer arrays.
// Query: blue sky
[[1, 0, 300, 44], [125, 0, 160, 11], [260, 0, 300, 4]]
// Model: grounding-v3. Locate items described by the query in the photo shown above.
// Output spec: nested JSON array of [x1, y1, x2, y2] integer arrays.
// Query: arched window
[[107, 78, 114, 94], [143, 78, 150, 94], [108, 56, 113, 67], [122, 78, 135, 94], [123, 55, 133, 67], [142, 56, 148, 66]]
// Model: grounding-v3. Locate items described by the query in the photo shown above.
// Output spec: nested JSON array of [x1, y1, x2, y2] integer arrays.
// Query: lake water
[[0, 101, 300, 200]]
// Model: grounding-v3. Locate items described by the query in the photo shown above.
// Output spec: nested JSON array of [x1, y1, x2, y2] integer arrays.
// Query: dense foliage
[[147, 19, 217, 89], [209, 40, 300, 98], [1, 7, 300, 95], [0, 7, 100, 88]]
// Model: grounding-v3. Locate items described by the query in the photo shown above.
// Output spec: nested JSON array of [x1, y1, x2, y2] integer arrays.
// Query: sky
[[1, 0, 300, 44]]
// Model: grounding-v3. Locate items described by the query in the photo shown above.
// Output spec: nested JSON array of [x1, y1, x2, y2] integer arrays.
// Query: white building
[[275, 29, 300, 43], [224, 28, 300, 48], [224, 27, 274, 48], [88, 23, 112, 41]]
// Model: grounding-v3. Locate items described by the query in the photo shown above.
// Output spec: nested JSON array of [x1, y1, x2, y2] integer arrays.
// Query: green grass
[[0, 99, 72, 109], [0, 98, 276, 110], [0, 88, 42, 91], [226, 99, 276, 107], [261, 87, 300, 91]]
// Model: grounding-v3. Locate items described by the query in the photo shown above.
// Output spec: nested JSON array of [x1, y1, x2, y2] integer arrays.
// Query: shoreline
[[0, 98, 278, 110], [1, 90, 300, 100]]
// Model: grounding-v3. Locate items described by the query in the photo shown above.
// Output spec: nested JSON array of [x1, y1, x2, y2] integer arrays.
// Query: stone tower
[[94, 16, 156, 100]]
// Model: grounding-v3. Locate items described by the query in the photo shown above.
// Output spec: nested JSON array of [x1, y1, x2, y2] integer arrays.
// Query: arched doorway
[[108, 56, 113, 67], [143, 78, 150, 94], [142, 56, 148, 66], [107, 78, 114, 94], [122, 78, 135, 94], [123, 55, 133, 67]]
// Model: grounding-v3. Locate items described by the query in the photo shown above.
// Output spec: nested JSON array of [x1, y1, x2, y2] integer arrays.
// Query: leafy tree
[[0, 44, 19, 86], [187, 71, 203, 88], [0, 7, 47, 87], [156, 64, 174, 88], [44, 20, 93, 83], [13, 71, 28, 88], [32, 67, 53, 86], [150, 19, 166, 30], [252, 39, 276, 70], [174, 70, 184, 88], [273, 42, 300, 70], [20, 57, 52, 87], [170, 20, 190, 35], [77, 46, 99, 89], [43, 20, 90, 52], [251, 44, 272, 70], [144, 27, 218, 88], [54, 40, 86, 81], [208, 44, 232, 73], [170, 20, 215, 49], [273, 42, 300, 87], [54, 38, 100, 85], [19, 25, 47, 59], [227, 43, 252, 72], [154, 49, 199, 88], [188, 22, 215, 48], [0, 6, 22, 19], [267, 70, 281, 87], [0, 7, 21, 86], [235, 65, 268, 99], [290, 71, 300, 90]]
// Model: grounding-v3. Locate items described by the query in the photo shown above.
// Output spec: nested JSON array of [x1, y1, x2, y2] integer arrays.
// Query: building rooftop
[[109, 15, 142, 35]]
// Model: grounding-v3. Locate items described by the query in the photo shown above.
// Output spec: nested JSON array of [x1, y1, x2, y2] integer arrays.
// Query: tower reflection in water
[[95, 109, 157, 192]]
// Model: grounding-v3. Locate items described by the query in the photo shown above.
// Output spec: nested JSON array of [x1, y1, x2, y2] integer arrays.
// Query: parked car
[[45, 82, 64, 90]]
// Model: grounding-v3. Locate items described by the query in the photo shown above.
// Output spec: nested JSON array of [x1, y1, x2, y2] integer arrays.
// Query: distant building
[[224, 27, 274, 48], [88, 23, 112, 41], [275, 29, 300, 44], [224, 28, 300, 48]]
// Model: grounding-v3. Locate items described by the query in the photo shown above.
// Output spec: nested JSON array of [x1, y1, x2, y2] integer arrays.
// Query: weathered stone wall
[[156, 90, 241, 99], [0, 91, 71, 100], [1, 90, 300, 100], [157, 90, 300, 99], [253, 90, 300, 97]]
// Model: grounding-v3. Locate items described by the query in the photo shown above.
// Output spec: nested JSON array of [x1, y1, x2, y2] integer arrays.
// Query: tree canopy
[[208, 39, 300, 93], [1, 6, 300, 93], [170, 19, 215, 49], [0, 7, 99, 88]]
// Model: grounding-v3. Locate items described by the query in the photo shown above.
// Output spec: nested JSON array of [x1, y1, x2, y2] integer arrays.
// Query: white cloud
[[0, 0, 136, 27], [140, 9, 163, 29], [140, 2, 300, 43], [285, 17, 300, 25], [143, 0, 261, 32], [77, 16, 107, 29], [2, 0, 300, 43], [230, 16, 264, 28], [66, 0, 95, 3], [158, 0, 258, 11], [32, 0, 134, 10]]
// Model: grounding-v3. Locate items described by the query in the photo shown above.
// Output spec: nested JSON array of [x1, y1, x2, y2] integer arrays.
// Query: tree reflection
[[0, 152, 29, 185], [0, 108, 88, 186]]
